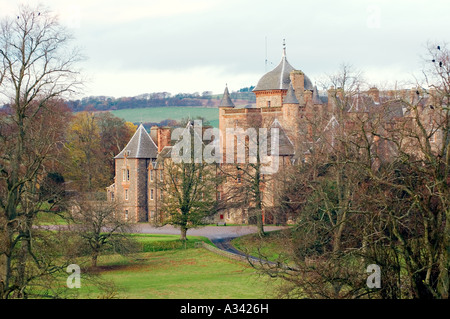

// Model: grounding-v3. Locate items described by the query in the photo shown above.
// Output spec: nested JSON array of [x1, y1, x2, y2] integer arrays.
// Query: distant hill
[[110, 106, 221, 129], [65, 87, 256, 112]]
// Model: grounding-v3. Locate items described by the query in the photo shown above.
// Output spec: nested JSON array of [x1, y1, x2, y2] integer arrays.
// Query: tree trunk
[[180, 227, 187, 241], [91, 251, 99, 268], [256, 211, 265, 238]]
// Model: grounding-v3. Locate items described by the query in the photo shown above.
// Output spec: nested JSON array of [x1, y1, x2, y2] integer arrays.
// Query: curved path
[[131, 224, 288, 257]]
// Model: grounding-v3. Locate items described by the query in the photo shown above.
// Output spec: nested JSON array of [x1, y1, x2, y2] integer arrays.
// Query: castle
[[106, 45, 443, 224]]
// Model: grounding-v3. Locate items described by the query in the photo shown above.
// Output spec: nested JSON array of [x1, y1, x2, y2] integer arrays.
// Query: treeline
[[0, 5, 143, 299], [66, 88, 256, 112]]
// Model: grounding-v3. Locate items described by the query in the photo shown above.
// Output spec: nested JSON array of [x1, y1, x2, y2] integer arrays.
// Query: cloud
[[77, 0, 220, 25], [3, 0, 450, 98], [82, 65, 260, 98], [1, 0, 221, 27]]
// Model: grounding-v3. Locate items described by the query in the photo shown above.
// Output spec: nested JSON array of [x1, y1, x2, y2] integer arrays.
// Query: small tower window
[[125, 189, 129, 200], [267, 101, 271, 107], [123, 169, 130, 181], [150, 189, 154, 200]]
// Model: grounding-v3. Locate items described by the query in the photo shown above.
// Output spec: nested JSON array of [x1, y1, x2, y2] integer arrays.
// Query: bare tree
[[249, 55, 450, 299], [68, 195, 137, 268], [159, 122, 223, 240], [219, 113, 283, 237], [360, 42, 450, 298], [0, 4, 82, 298]]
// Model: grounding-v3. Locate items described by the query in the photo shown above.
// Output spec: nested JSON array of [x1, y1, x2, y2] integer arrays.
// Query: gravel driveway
[[131, 224, 288, 259], [131, 224, 287, 241]]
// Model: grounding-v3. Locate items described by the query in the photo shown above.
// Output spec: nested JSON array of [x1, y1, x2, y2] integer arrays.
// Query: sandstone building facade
[[107, 46, 444, 224]]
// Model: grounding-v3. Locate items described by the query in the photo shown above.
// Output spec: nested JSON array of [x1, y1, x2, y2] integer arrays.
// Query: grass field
[[73, 234, 277, 299], [110, 107, 220, 127], [231, 229, 293, 264]]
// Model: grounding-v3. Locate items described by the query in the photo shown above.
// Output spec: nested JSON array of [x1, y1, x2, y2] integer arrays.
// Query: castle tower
[[253, 44, 313, 108], [282, 83, 300, 142], [114, 124, 158, 222], [218, 85, 235, 162]]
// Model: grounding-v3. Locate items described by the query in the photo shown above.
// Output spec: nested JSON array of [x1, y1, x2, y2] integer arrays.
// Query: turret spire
[[283, 83, 299, 105], [219, 85, 235, 108]]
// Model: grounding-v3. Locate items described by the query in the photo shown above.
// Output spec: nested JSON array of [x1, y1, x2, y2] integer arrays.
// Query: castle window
[[150, 170, 154, 181], [237, 174, 241, 183], [160, 191, 163, 200], [267, 101, 271, 107], [125, 209, 128, 221], [125, 189, 129, 201], [123, 169, 130, 181], [160, 170, 163, 181], [150, 189, 154, 200]]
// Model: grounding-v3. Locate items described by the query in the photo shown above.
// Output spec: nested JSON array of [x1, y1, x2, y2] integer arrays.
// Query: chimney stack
[[157, 126, 171, 152], [367, 87, 380, 103]]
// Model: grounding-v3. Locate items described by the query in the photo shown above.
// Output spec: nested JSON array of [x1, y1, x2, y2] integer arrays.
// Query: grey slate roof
[[312, 86, 322, 104], [219, 86, 235, 107], [115, 124, 159, 159], [253, 54, 313, 92], [267, 118, 295, 156], [283, 84, 299, 104]]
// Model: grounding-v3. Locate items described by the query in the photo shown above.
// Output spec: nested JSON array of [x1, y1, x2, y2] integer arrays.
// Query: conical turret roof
[[312, 85, 322, 104], [267, 118, 295, 156], [219, 86, 235, 107], [283, 83, 299, 104], [115, 124, 159, 159]]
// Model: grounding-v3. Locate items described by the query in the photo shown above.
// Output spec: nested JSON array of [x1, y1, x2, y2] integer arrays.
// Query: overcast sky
[[2, 0, 450, 98]]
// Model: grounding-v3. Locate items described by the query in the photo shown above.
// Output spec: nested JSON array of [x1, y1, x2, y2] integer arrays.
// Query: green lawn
[[231, 229, 294, 264], [110, 107, 220, 127], [73, 234, 277, 299]]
